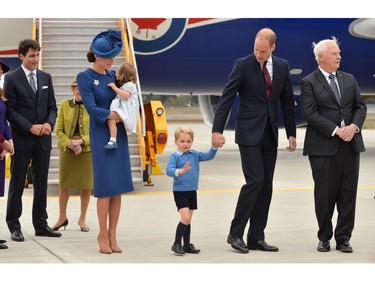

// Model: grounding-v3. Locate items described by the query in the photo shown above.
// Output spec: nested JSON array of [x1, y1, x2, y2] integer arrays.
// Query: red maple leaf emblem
[[132, 18, 167, 38]]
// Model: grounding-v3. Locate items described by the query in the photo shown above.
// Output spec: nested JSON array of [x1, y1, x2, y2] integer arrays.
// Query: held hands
[[178, 161, 191, 175], [336, 124, 356, 142], [68, 139, 84, 155], [211, 132, 226, 148], [72, 145, 82, 155], [0, 139, 15, 159], [286, 136, 297, 152], [3, 139, 14, 155], [0, 148, 6, 160], [30, 123, 52, 136]]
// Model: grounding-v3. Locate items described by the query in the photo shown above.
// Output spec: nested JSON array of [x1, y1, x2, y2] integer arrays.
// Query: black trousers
[[6, 141, 51, 232], [230, 122, 277, 242], [309, 141, 359, 244]]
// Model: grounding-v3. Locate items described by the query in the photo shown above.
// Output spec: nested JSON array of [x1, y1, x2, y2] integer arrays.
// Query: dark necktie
[[29, 72, 37, 94], [328, 74, 340, 103], [263, 61, 272, 97], [329, 74, 345, 127]]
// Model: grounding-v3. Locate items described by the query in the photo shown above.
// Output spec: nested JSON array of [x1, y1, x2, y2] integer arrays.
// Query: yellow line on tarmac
[[2, 185, 374, 200], [124, 185, 375, 196]]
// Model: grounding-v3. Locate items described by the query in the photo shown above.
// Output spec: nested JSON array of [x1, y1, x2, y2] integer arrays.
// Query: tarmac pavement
[[0, 121, 374, 280]]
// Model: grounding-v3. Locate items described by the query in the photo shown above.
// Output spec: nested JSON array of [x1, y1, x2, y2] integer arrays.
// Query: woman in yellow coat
[[52, 76, 93, 232]]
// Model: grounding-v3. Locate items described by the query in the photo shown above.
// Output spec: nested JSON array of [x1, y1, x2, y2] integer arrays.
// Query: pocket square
[[42, 86, 48, 89]]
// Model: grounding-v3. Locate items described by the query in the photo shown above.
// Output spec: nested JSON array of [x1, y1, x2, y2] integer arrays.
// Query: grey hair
[[312, 36, 340, 63]]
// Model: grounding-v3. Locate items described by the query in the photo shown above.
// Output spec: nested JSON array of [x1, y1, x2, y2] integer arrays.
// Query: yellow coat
[[55, 99, 90, 152]]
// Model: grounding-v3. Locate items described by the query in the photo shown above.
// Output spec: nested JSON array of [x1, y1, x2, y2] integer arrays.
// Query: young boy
[[166, 126, 218, 255]]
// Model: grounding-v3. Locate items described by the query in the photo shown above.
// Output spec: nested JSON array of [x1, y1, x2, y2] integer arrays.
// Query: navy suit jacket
[[212, 54, 296, 146], [300, 68, 366, 156], [4, 67, 57, 152]]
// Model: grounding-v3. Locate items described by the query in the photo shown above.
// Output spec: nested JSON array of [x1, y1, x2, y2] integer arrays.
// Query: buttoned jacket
[[55, 99, 90, 152], [300, 68, 366, 156], [212, 54, 296, 146]]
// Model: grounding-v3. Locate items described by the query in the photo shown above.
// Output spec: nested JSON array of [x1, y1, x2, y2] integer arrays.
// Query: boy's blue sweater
[[166, 147, 217, 191]]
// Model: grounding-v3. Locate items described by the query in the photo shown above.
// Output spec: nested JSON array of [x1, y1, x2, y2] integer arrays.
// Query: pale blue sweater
[[166, 147, 217, 191]]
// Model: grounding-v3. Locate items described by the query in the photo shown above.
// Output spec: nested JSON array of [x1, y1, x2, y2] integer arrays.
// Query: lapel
[[270, 56, 278, 99], [36, 70, 42, 104], [315, 68, 341, 106], [250, 55, 267, 99], [267, 55, 279, 101], [336, 71, 345, 105]]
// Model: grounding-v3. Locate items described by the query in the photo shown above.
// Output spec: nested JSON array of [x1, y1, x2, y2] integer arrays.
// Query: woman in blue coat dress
[[0, 60, 13, 250], [0, 60, 14, 198], [77, 30, 134, 254]]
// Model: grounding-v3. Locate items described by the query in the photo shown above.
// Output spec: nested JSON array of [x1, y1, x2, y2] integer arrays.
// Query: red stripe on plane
[[0, 49, 18, 55], [188, 18, 214, 24]]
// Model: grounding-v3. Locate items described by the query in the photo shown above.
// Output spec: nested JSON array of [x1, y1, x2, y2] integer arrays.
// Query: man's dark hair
[[18, 39, 41, 57]]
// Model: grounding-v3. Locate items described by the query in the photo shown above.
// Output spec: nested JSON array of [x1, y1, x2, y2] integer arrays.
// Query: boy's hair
[[174, 126, 194, 141], [117, 62, 137, 85]]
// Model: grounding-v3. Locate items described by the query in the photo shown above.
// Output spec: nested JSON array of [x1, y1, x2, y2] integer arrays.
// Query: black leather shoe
[[35, 226, 62, 237], [171, 243, 185, 255], [336, 241, 353, 253], [317, 240, 330, 252], [0, 239, 8, 249], [248, 240, 279, 252], [227, 234, 249, 253], [183, 243, 200, 254], [11, 230, 25, 242]]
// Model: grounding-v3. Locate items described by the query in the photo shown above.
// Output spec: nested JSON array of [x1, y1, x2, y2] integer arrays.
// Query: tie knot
[[329, 74, 335, 80]]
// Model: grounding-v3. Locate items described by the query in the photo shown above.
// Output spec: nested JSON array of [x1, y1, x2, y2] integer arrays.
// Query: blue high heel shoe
[[52, 219, 69, 231]]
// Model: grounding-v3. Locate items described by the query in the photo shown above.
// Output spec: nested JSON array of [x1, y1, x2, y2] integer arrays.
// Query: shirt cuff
[[175, 169, 180, 177], [352, 124, 360, 133], [332, 126, 339, 137]]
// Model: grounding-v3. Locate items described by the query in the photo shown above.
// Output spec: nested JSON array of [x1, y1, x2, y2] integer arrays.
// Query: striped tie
[[263, 61, 272, 97], [329, 74, 341, 103], [29, 72, 37, 94]]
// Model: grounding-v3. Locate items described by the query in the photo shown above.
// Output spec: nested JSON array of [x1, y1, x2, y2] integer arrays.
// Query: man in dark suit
[[211, 28, 297, 253], [4, 39, 61, 242], [300, 37, 366, 253]]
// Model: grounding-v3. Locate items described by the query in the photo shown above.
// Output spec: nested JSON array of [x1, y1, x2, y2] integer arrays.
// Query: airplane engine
[[198, 95, 238, 130]]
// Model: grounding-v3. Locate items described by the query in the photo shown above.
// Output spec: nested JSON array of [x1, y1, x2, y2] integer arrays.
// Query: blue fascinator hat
[[91, 29, 123, 58]]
